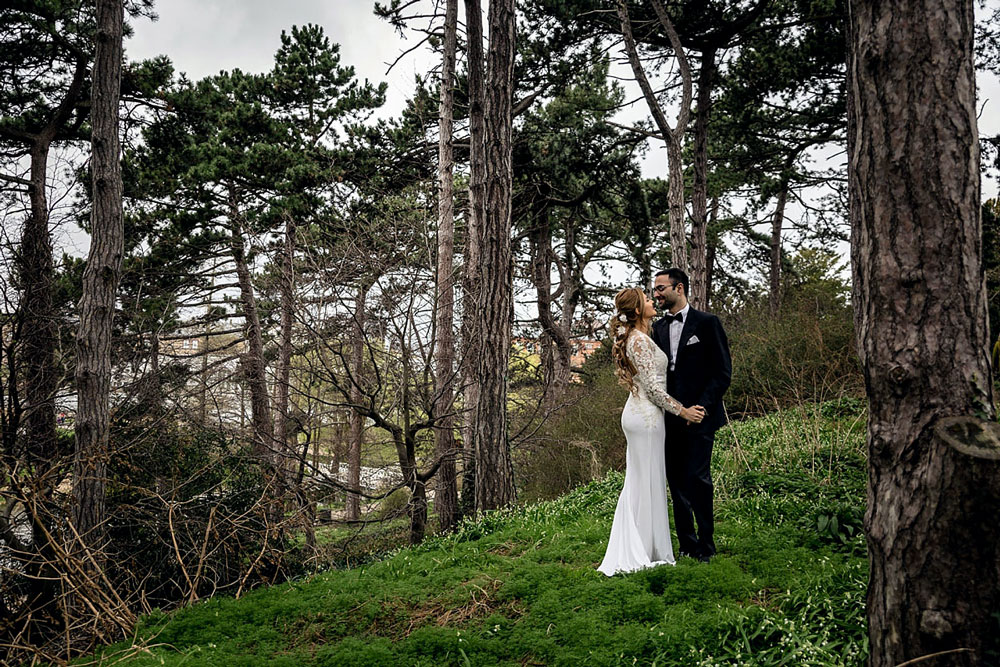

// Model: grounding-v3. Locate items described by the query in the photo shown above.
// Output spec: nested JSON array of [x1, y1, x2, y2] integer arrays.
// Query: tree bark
[[20, 54, 86, 475], [72, 0, 124, 549], [617, 0, 692, 273], [689, 47, 716, 308], [474, 0, 517, 512], [22, 142, 59, 471], [227, 190, 274, 463], [460, 0, 486, 517], [665, 135, 687, 273], [769, 179, 788, 316], [434, 0, 460, 533], [530, 218, 572, 405], [705, 195, 719, 309], [346, 284, 366, 522], [273, 214, 296, 490], [847, 1, 1000, 665]]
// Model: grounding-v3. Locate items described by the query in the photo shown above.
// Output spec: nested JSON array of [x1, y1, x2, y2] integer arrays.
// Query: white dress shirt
[[667, 303, 690, 371]]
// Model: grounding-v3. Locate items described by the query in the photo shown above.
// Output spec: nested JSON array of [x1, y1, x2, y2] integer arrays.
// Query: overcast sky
[[127, 1, 437, 123]]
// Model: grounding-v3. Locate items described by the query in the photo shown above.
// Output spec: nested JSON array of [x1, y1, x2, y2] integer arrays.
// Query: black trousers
[[664, 427, 716, 557]]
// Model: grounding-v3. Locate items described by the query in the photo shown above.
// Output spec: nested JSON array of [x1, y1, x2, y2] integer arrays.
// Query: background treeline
[[1, 0, 999, 663]]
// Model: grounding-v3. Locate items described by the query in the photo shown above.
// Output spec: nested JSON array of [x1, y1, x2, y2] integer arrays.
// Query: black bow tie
[[664, 313, 684, 325]]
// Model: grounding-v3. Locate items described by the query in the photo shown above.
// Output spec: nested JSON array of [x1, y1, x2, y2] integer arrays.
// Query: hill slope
[[93, 403, 869, 666]]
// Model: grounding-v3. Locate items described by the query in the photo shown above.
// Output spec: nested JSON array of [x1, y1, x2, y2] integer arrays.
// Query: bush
[[723, 251, 863, 417], [104, 419, 298, 607], [515, 353, 627, 503]]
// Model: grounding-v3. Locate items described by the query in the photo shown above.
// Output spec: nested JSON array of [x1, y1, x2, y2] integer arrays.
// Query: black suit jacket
[[651, 307, 732, 433]]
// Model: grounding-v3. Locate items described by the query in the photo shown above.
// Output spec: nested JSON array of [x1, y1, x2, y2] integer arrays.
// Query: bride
[[598, 287, 705, 576]]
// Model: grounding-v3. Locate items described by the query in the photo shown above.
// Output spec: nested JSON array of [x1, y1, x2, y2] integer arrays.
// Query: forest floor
[[84, 401, 869, 666]]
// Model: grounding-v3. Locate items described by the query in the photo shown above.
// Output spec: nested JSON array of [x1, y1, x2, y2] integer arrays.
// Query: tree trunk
[[22, 142, 59, 471], [689, 48, 716, 308], [666, 135, 688, 273], [273, 214, 296, 490], [409, 477, 428, 545], [847, 2, 1000, 665], [434, 0, 460, 533], [769, 179, 788, 316], [617, 0, 692, 274], [20, 56, 87, 473], [474, 0, 517, 512], [227, 191, 274, 463], [558, 222, 578, 389], [530, 218, 572, 405], [72, 0, 124, 548], [460, 0, 486, 517], [346, 284, 366, 522], [705, 195, 719, 309]]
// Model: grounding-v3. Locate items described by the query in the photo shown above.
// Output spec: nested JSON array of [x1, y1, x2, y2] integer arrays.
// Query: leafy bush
[[723, 249, 863, 418], [515, 355, 627, 503]]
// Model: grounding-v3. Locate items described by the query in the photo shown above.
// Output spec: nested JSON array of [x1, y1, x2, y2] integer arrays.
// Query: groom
[[651, 268, 732, 562]]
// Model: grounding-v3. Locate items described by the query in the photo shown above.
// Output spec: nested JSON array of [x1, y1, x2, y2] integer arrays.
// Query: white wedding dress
[[598, 331, 680, 576]]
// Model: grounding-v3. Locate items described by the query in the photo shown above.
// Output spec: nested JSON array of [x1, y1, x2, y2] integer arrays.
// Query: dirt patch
[[369, 576, 525, 638]]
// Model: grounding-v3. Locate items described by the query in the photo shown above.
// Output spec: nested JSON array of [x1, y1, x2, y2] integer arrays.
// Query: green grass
[[87, 401, 869, 666]]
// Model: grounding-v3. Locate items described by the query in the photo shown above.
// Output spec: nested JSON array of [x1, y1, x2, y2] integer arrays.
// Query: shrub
[[515, 358, 627, 503]]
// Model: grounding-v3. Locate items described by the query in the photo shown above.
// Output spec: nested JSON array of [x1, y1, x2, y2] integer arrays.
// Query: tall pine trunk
[[72, 0, 124, 548], [474, 0, 517, 511], [666, 135, 687, 273], [273, 215, 296, 490], [434, 0, 460, 532], [345, 284, 366, 522], [227, 190, 274, 464], [688, 48, 715, 307], [705, 195, 719, 309], [768, 179, 788, 316], [460, 0, 486, 516], [530, 218, 572, 406], [847, 1, 1000, 664], [23, 143, 58, 473], [618, 0, 692, 274]]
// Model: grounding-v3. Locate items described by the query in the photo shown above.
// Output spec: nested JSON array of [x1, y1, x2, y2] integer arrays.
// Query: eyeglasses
[[652, 283, 678, 293]]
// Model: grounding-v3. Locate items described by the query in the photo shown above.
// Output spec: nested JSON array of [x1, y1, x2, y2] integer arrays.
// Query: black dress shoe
[[696, 554, 712, 563]]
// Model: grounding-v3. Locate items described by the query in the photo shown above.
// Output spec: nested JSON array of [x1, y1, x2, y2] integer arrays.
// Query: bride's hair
[[610, 287, 645, 393]]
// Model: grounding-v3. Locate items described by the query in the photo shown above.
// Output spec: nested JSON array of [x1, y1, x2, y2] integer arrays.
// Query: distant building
[[512, 336, 603, 369], [570, 339, 602, 368]]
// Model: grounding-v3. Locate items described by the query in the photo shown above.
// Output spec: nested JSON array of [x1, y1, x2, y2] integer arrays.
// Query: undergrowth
[[84, 400, 869, 666]]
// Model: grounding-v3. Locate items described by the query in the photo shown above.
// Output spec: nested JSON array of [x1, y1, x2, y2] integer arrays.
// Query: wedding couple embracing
[[598, 268, 732, 576]]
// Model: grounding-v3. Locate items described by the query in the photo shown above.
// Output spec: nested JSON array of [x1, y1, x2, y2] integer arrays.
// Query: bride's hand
[[680, 405, 706, 425]]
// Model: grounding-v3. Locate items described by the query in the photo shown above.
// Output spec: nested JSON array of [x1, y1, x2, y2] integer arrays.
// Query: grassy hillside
[[90, 401, 869, 666]]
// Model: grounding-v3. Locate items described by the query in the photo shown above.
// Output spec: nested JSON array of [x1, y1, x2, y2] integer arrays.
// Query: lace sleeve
[[627, 333, 682, 415]]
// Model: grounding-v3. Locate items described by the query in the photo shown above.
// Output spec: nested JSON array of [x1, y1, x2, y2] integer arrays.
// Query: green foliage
[[376, 487, 413, 521], [91, 404, 869, 666], [725, 249, 861, 416], [517, 360, 626, 503]]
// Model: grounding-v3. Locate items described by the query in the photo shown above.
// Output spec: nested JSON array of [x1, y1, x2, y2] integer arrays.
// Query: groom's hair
[[655, 268, 689, 296]]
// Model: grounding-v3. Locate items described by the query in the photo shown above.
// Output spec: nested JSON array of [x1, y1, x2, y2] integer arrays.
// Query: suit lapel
[[676, 308, 700, 362], [652, 316, 670, 356]]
